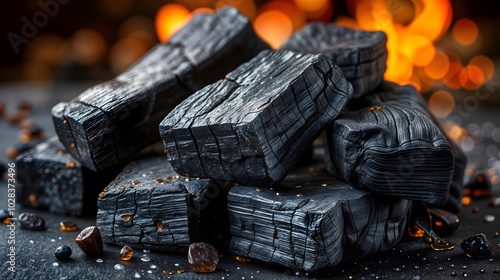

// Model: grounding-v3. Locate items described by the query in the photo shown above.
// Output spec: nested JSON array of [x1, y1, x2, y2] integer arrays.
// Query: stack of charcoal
[[16, 7, 466, 273]]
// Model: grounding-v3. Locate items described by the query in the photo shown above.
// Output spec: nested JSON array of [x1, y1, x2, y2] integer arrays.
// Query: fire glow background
[[0, 0, 499, 180]]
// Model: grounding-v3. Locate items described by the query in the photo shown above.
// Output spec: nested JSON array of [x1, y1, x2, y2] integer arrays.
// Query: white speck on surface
[[134, 272, 141, 278], [52, 262, 59, 267], [96, 259, 103, 263], [114, 264, 124, 270], [141, 256, 151, 262], [150, 265, 157, 269]]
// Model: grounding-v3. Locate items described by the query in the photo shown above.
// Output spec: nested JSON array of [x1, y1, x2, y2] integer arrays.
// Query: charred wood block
[[282, 23, 387, 98], [325, 82, 457, 205], [160, 50, 353, 186], [16, 137, 117, 216], [52, 7, 269, 172], [96, 157, 230, 252], [228, 170, 411, 272]]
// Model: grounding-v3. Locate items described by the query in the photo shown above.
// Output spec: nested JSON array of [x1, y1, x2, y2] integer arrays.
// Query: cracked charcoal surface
[[325, 82, 465, 208], [96, 157, 230, 252], [16, 137, 118, 216], [160, 50, 353, 186], [282, 23, 387, 98], [228, 168, 411, 272], [52, 7, 269, 171]]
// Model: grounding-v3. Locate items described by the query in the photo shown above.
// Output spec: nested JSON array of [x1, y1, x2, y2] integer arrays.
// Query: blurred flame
[[155, 4, 191, 43], [424, 50, 449, 80]]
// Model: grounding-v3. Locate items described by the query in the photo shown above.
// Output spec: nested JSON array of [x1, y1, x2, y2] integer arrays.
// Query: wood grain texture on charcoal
[[96, 157, 230, 252], [325, 82, 459, 206], [228, 169, 411, 272], [16, 137, 118, 216], [282, 23, 387, 98], [52, 7, 269, 172], [160, 50, 353, 186]]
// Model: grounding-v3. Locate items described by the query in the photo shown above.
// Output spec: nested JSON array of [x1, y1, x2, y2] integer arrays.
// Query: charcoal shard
[[96, 157, 230, 251], [52, 7, 269, 171], [161, 50, 353, 186], [325, 82, 463, 206], [282, 23, 387, 98]]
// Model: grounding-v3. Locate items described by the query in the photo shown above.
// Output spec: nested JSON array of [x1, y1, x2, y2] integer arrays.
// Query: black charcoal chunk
[[228, 169, 411, 272], [282, 23, 387, 98], [96, 157, 230, 252], [52, 7, 269, 171], [16, 137, 118, 216], [325, 82, 458, 205], [161, 50, 352, 186]]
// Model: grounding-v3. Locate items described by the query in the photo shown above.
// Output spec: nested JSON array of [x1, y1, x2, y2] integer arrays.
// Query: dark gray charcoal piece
[[16, 137, 117, 216], [52, 7, 269, 172], [96, 157, 230, 252], [228, 170, 411, 272], [325, 82, 457, 205], [160, 50, 353, 186], [282, 23, 387, 98]]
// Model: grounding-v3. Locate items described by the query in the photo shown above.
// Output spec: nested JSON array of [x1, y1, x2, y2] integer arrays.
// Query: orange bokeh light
[[260, 0, 306, 31], [216, 0, 256, 21], [294, 0, 328, 13], [155, 4, 191, 43], [469, 55, 495, 82], [424, 50, 450, 80], [452, 18, 479, 46], [192, 7, 214, 15], [254, 10, 293, 49], [443, 62, 464, 90], [429, 90, 455, 118]]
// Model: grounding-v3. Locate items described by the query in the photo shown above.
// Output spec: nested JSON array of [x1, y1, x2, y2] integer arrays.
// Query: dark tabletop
[[1, 82, 500, 280]]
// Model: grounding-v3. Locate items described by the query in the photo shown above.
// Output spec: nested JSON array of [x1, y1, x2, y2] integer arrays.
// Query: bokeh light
[[424, 50, 450, 80], [215, 0, 256, 21], [155, 4, 191, 43], [453, 18, 479, 46], [254, 10, 293, 49], [69, 29, 107, 66], [429, 90, 455, 118]]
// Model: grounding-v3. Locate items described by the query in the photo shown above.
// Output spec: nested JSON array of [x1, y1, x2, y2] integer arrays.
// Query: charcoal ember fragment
[[188, 242, 219, 273], [429, 208, 460, 236], [55, 246, 72, 261], [75, 226, 103, 257], [96, 157, 229, 252], [60, 220, 78, 231], [461, 233, 492, 259], [282, 23, 387, 98], [16, 137, 118, 216], [52, 7, 268, 172], [325, 82, 461, 206], [228, 167, 411, 272], [19, 212, 45, 231], [161, 50, 352, 186]]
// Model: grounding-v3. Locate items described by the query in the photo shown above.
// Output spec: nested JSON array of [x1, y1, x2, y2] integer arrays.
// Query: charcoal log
[[228, 168, 411, 272], [160, 50, 353, 186], [96, 157, 230, 252], [325, 82, 460, 205], [16, 137, 118, 216], [282, 23, 387, 98], [52, 7, 269, 171]]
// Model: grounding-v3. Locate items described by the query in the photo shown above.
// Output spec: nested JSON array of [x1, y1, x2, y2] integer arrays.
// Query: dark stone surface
[[161, 50, 352, 186], [282, 23, 387, 98], [52, 7, 269, 172]]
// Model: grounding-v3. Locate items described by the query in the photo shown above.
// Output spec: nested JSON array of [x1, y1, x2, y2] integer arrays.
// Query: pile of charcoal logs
[[16, 7, 466, 272]]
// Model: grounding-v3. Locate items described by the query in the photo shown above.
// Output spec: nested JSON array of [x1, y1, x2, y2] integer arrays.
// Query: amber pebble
[[488, 197, 500, 208], [60, 220, 77, 231], [19, 212, 45, 231], [256, 188, 263, 192], [163, 270, 173, 275], [408, 225, 425, 238], [5, 110, 29, 124], [155, 178, 164, 183], [461, 233, 492, 259], [0, 209, 12, 224], [188, 242, 219, 273], [75, 226, 103, 257], [429, 208, 460, 236], [29, 194, 37, 205], [156, 221, 164, 231], [66, 161, 76, 168], [462, 196, 471, 206], [99, 193, 104, 199], [132, 180, 139, 184], [118, 186, 125, 189], [233, 256, 251, 262], [120, 245, 133, 260], [177, 269, 186, 273], [296, 194, 303, 197], [121, 215, 131, 221]]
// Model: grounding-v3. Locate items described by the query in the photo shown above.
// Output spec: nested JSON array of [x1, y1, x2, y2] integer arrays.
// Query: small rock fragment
[[120, 245, 133, 261], [75, 226, 103, 257], [461, 233, 492, 259], [488, 197, 500, 208], [429, 208, 460, 236], [0, 209, 12, 224], [59, 220, 77, 231], [188, 242, 219, 273], [55, 246, 72, 261], [19, 212, 45, 230]]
